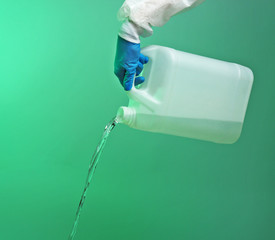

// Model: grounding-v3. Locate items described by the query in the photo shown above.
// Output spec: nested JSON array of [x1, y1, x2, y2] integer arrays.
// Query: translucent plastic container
[[117, 45, 253, 144]]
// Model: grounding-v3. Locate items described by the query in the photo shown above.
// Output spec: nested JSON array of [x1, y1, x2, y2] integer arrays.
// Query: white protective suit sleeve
[[118, 0, 205, 43]]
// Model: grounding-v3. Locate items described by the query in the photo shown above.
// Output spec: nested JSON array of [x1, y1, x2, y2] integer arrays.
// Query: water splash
[[68, 117, 118, 240]]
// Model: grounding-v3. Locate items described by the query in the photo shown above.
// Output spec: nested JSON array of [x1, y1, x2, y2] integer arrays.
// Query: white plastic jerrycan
[[117, 45, 253, 144]]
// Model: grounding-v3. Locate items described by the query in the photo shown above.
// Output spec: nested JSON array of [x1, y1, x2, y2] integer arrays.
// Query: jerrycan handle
[[127, 72, 160, 112]]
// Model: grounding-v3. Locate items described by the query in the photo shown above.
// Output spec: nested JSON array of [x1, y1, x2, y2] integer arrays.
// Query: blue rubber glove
[[114, 36, 149, 91]]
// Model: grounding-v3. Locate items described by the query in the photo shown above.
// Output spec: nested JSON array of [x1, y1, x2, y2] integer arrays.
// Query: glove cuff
[[118, 20, 143, 44]]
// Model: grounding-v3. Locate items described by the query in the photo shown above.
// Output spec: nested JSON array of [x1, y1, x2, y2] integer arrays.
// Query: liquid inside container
[[117, 45, 253, 144]]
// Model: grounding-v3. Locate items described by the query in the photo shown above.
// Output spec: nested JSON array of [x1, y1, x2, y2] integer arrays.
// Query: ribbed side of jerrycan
[[117, 45, 254, 144]]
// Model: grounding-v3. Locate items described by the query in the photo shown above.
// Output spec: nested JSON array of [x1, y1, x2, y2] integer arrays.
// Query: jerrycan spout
[[116, 106, 136, 126]]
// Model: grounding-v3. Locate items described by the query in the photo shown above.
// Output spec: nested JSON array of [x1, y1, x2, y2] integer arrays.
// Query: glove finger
[[123, 70, 135, 91], [134, 76, 145, 86], [114, 66, 126, 87], [136, 61, 144, 76], [139, 53, 149, 64]]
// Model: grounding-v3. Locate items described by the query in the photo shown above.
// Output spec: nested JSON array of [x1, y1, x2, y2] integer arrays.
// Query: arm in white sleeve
[[118, 0, 205, 43]]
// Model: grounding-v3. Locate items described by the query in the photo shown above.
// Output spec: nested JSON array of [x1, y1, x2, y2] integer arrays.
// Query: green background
[[0, 0, 274, 239]]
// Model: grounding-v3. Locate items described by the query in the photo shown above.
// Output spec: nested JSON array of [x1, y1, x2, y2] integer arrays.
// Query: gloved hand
[[114, 36, 149, 91]]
